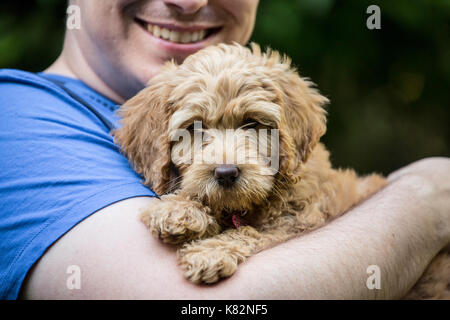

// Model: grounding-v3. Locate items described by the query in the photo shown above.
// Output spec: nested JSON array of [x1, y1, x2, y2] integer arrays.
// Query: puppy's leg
[[179, 195, 369, 284], [178, 216, 304, 284], [140, 194, 220, 245]]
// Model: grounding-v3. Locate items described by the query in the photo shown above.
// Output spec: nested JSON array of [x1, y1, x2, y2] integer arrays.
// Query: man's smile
[[134, 17, 224, 57], [135, 18, 223, 44]]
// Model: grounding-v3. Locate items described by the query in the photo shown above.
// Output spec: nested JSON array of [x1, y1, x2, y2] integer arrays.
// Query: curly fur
[[114, 43, 449, 298]]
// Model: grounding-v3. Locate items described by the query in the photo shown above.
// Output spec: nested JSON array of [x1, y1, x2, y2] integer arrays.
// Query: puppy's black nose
[[214, 165, 239, 187]]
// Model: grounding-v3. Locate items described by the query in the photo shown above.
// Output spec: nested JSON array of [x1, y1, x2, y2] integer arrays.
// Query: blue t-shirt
[[0, 69, 156, 299]]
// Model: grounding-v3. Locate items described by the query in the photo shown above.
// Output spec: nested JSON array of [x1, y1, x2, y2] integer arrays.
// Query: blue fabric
[[0, 69, 156, 299]]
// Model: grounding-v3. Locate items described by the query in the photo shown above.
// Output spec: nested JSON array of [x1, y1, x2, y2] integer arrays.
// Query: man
[[0, 0, 448, 299]]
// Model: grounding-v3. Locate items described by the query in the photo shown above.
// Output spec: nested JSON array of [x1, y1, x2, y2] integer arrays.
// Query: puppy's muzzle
[[213, 165, 240, 188]]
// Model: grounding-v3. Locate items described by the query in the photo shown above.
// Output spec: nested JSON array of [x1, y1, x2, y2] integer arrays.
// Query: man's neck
[[44, 41, 126, 104]]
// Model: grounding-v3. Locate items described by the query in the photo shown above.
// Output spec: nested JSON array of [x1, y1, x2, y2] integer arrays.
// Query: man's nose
[[163, 0, 208, 15], [213, 165, 240, 188]]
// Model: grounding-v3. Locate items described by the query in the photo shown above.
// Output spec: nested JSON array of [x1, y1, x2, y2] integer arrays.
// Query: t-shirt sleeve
[[0, 80, 156, 299]]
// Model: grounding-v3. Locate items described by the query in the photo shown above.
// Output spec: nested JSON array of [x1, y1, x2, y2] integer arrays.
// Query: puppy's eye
[[242, 119, 259, 129], [186, 122, 206, 132]]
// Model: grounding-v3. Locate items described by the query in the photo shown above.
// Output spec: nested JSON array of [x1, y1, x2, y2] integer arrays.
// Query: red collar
[[231, 213, 248, 228]]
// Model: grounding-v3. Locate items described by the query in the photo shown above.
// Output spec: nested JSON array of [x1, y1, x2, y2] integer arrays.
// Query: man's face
[[70, 0, 259, 101]]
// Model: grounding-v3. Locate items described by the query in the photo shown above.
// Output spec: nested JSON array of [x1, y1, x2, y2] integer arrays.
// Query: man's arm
[[21, 158, 450, 299]]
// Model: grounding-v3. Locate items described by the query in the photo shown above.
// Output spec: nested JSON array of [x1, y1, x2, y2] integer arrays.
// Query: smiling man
[[0, 0, 449, 300], [50, 0, 258, 103]]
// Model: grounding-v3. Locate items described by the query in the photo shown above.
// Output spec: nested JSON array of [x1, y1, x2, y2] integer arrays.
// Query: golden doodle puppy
[[114, 43, 448, 297]]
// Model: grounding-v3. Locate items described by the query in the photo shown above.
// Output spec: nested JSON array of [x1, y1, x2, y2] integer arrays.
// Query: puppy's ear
[[260, 48, 328, 182], [113, 80, 174, 195], [279, 69, 328, 163]]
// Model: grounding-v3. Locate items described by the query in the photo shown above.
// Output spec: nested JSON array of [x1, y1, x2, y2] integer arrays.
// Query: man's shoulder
[[0, 68, 40, 80], [0, 69, 119, 131], [0, 69, 68, 106], [0, 69, 56, 89]]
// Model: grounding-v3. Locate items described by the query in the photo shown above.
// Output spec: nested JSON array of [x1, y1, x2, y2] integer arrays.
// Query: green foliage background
[[1, 0, 449, 175]]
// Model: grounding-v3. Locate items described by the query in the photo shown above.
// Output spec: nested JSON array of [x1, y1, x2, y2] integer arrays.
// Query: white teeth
[[161, 27, 170, 39], [191, 31, 199, 42], [146, 23, 208, 44], [180, 32, 190, 43], [169, 30, 180, 42], [153, 25, 161, 38]]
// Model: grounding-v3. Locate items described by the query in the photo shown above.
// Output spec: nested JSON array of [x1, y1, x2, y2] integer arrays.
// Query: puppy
[[114, 43, 448, 298]]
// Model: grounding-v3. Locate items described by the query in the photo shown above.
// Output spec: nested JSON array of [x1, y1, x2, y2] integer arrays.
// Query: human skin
[[21, 0, 450, 299]]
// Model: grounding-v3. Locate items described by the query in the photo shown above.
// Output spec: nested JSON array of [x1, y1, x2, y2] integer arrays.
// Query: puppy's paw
[[177, 245, 243, 284], [140, 195, 220, 244]]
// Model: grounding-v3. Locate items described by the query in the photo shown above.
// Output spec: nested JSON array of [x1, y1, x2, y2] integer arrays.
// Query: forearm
[[22, 160, 449, 299]]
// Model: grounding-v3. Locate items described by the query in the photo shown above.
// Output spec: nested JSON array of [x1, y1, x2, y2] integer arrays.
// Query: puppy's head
[[114, 43, 328, 216]]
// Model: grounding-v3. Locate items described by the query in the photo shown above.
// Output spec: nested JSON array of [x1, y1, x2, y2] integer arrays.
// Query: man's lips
[[135, 18, 222, 46]]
